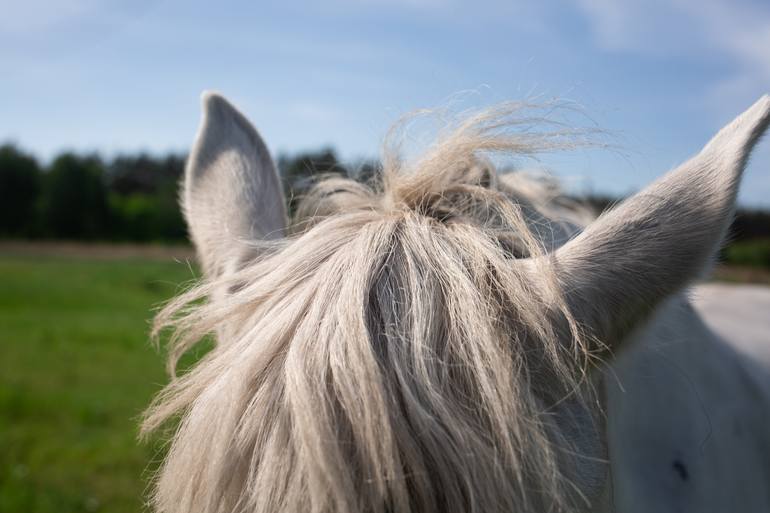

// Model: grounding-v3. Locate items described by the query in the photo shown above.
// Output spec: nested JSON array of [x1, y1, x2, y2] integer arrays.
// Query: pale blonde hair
[[142, 103, 601, 513]]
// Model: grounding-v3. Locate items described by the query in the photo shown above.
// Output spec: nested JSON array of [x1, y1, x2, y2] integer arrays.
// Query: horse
[[141, 92, 770, 513]]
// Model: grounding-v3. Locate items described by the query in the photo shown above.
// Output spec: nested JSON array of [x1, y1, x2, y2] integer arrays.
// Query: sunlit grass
[[0, 255, 198, 512]]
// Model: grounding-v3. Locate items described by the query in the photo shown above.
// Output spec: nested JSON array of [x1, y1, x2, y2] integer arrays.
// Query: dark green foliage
[[0, 142, 768, 261], [42, 154, 111, 239], [723, 239, 770, 268], [0, 144, 188, 242], [0, 144, 41, 236], [108, 153, 184, 195], [105, 153, 187, 241], [0, 144, 370, 240], [108, 191, 186, 242], [718, 210, 770, 270]]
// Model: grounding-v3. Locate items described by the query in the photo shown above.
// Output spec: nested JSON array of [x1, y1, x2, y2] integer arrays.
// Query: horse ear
[[184, 92, 287, 276], [552, 95, 770, 346]]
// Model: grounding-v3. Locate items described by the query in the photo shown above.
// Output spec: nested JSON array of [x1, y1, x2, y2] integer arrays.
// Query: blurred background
[[1, 0, 769, 511]]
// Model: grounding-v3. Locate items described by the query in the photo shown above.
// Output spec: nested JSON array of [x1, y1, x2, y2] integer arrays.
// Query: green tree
[[42, 153, 110, 239], [106, 153, 186, 241], [0, 144, 41, 236], [107, 153, 184, 195]]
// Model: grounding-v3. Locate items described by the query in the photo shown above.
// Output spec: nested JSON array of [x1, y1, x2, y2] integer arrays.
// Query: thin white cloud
[[0, 0, 157, 46], [0, 0, 100, 34], [685, 0, 770, 80], [574, 0, 770, 207], [575, 0, 770, 113], [576, 0, 770, 61]]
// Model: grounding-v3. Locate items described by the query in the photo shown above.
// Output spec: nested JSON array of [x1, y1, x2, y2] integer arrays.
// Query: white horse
[[143, 92, 770, 513]]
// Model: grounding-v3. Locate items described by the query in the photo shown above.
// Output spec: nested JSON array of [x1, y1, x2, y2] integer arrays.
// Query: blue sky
[[2, 0, 769, 206]]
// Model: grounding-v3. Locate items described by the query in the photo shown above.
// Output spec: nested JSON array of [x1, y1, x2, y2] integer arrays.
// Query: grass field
[[0, 252, 198, 512]]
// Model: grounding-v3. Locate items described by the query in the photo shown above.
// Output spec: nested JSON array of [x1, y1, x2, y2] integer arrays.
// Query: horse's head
[[143, 93, 770, 513]]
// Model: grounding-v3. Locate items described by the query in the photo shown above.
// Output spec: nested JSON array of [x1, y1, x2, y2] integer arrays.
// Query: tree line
[[1, 142, 769, 246], [0, 144, 372, 242]]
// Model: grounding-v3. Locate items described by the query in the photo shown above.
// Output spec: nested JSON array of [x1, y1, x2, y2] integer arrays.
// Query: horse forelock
[[143, 105, 604, 513]]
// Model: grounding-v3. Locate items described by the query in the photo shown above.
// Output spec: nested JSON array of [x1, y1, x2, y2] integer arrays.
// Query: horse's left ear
[[184, 92, 287, 276], [551, 95, 770, 346]]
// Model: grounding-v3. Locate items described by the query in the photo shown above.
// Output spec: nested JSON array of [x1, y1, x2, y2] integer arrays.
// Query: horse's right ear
[[184, 92, 287, 276], [547, 95, 770, 348]]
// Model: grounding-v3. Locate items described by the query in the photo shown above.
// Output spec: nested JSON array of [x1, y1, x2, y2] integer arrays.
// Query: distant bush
[[0, 143, 188, 242], [108, 153, 184, 195], [105, 154, 186, 241], [42, 153, 111, 239], [109, 191, 186, 242], [723, 239, 770, 269]]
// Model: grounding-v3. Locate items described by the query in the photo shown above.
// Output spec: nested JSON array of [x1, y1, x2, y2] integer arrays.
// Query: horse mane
[[142, 103, 601, 513]]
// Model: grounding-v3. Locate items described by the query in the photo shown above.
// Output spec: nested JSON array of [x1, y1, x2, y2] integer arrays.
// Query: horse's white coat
[[598, 295, 770, 512]]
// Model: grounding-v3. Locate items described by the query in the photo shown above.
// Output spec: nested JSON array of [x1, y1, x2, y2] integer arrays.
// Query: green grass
[[0, 255, 198, 512]]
